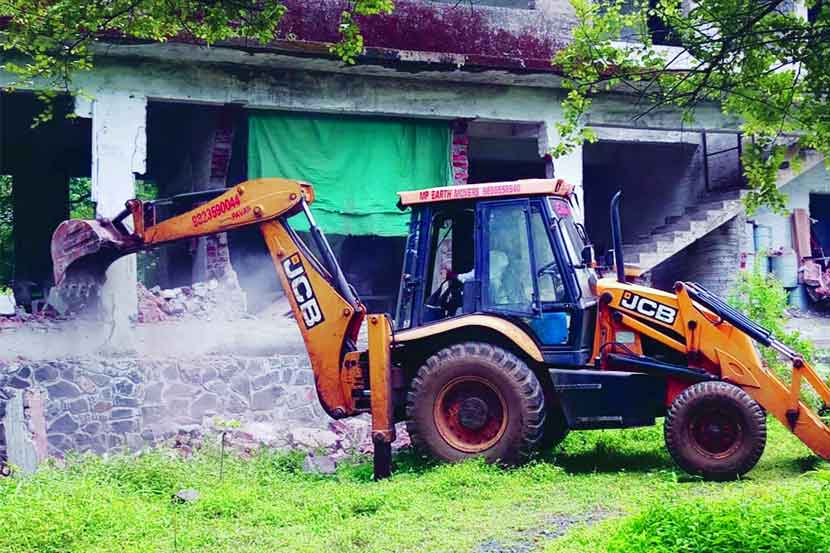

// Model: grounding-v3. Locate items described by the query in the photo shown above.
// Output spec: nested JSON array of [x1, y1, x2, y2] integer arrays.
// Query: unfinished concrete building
[[0, 0, 826, 464]]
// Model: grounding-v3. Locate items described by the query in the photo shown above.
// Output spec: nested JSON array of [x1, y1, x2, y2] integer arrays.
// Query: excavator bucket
[[50, 218, 138, 310]]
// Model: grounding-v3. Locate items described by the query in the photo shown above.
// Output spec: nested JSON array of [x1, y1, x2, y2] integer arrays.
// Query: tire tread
[[665, 381, 766, 481], [406, 342, 545, 464]]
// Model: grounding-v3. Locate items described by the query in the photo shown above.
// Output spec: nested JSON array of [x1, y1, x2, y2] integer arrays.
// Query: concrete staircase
[[623, 147, 825, 274]]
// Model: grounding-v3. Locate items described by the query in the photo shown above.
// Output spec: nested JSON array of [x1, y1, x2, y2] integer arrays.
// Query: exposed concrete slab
[[592, 126, 706, 145], [1, 44, 734, 132]]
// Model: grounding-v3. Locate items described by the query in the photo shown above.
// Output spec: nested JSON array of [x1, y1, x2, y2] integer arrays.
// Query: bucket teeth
[[50, 218, 139, 314], [49, 275, 102, 315]]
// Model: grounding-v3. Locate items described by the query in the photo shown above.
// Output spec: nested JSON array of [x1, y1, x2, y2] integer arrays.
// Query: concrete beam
[[539, 121, 584, 223], [591, 126, 705, 145], [0, 46, 734, 133]]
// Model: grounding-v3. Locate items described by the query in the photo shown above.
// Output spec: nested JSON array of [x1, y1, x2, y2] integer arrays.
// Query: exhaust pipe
[[610, 190, 625, 283]]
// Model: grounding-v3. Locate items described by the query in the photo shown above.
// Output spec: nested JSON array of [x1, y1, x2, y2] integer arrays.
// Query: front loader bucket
[[50, 219, 138, 311]]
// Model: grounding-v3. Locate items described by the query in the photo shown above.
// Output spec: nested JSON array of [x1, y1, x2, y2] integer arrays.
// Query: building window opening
[[808, 0, 824, 23], [0, 175, 13, 290], [802, 193, 830, 305], [647, 0, 682, 46]]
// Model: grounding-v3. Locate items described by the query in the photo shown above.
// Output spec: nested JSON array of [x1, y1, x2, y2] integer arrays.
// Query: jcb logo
[[282, 254, 325, 330], [619, 292, 677, 325]]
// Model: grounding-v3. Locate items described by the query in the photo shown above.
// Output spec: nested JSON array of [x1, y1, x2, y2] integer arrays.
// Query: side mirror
[[580, 244, 595, 266]]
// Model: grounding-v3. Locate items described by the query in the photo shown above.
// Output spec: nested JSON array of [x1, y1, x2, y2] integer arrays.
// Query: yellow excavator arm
[[51, 178, 396, 477]]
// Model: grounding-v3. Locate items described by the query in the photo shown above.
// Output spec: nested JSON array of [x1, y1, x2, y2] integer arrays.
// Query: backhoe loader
[[51, 177, 830, 480]]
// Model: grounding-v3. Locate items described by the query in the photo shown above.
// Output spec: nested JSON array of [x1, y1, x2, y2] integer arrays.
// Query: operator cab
[[395, 179, 598, 365]]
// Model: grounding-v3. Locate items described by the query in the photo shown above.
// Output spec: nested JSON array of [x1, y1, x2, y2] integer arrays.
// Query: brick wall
[[452, 122, 470, 185], [205, 233, 233, 280]]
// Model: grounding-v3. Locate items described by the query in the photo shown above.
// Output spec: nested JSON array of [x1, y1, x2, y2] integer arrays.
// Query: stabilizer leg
[[373, 436, 392, 481], [368, 314, 395, 480]]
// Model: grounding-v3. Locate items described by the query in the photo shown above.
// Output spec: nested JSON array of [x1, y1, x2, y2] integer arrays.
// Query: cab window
[[423, 207, 474, 321], [482, 202, 535, 314], [530, 205, 566, 303]]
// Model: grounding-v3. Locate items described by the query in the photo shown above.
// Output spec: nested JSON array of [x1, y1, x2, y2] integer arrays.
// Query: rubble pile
[[169, 418, 412, 474], [3, 272, 248, 328], [802, 260, 830, 302], [0, 305, 71, 330], [137, 273, 247, 323]]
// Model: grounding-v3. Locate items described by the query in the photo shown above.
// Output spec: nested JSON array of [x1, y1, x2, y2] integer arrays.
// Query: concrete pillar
[[2, 388, 47, 475], [91, 94, 147, 339], [182, 111, 215, 284], [539, 122, 584, 223], [199, 106, 240, 283]]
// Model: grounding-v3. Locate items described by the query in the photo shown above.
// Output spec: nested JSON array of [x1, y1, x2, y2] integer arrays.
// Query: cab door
[[478, 199, 539, 318], [526, 200, 575, 347], [477, 198, 577, 347]]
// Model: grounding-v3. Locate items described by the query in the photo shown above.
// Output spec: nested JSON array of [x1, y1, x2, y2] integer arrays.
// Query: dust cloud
[[0, 312, 306, 361]]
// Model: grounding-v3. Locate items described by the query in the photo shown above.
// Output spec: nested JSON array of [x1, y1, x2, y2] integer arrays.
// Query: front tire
[[665, 381, 766, 481], [406, 342, 545, 465]]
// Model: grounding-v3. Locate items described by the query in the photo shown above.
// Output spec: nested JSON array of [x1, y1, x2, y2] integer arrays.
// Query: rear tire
[[665, 381, 766, 481], [406, 342, 545, 465]]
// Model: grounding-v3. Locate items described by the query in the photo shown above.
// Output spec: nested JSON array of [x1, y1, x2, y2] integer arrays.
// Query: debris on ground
[[170, 429, 205, 458], [172, 489, 200, 504], [801, 260, 830, 302], [302, 453, 338, 475], [136, 272, 247, 323], [290, 427, 339, 451], [167, 418, 411, 464], [0, 305, 74, 330]]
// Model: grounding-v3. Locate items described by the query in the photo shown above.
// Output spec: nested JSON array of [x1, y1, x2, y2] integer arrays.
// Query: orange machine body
[[50, 176, 830, 477], [593, 278, 830, 459]]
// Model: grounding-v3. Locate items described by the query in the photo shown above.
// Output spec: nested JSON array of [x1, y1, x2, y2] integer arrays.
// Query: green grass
[[1, 422, 828, 553]]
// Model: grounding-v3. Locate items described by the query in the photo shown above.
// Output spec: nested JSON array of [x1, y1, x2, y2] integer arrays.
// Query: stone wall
[[0, 353, 325, 459]]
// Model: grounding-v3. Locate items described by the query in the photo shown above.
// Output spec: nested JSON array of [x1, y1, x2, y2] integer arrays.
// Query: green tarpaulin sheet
[[248, 111, 451, 236]]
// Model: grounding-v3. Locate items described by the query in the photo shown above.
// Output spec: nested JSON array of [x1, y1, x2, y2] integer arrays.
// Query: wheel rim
[[434, 376, 508, 453], [688, 402, 744, 459]]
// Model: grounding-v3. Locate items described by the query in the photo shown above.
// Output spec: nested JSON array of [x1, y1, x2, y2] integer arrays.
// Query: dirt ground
[[785, 309, 830, 351]]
